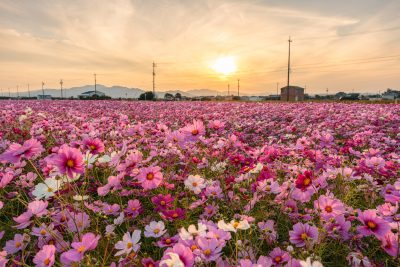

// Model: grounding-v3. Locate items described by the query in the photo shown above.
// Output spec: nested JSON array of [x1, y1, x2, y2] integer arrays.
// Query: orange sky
[[0, 0, 399, 95]]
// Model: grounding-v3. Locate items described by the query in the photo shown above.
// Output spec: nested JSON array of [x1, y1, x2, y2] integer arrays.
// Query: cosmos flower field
[[0, 100, 399, 267]]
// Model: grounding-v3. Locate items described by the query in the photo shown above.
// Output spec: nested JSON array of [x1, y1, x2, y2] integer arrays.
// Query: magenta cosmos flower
[[52, 145, 84, 178], [0, 138, 43, 163], [137, 166, 163, 190], [357, 209, 391, 239], [33, 244, 56, 267], [289, 222, 319, 247], [82, 138, 105, 155]]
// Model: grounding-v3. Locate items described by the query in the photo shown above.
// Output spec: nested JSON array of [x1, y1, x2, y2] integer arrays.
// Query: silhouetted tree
[[139, 91, 155, 100], [175, 93, 182, 99]]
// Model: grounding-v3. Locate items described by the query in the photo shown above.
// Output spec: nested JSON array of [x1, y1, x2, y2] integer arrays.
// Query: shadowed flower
[[82, 138, 105, 155], [289, 222, 318, 247], [33, 244, 56, 267], [0, 138, 44, 163], [357, 209, 391, 239]]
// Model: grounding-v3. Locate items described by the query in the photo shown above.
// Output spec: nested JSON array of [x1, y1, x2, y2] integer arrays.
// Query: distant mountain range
[[16, 84, 239, 98]]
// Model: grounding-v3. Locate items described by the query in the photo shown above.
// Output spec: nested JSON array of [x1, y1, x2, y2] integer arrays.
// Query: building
[[382, 89, 400, 100], [37, 94, 52, 100], [78, 91, 106, 99], [280, 86, 304, 101]]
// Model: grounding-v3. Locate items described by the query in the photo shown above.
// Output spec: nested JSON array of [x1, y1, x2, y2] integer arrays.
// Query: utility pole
[[237, 79, 240, 97], [60, 79, 63, 99], [152, 61, 156, 95], [42, 82, 45, 98], [287, 36, 292, 101], [94, 74, 97, 95], [16, 85, 19, 99], [305, 84, 307, 95], [276, 82, 279, 96], [228, 84, 230, 96], [326, 88, 329, 97], [28, 84, 30, 98]]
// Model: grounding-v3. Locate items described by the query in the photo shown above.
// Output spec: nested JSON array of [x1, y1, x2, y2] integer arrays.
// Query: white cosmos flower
[[114, 230, 141, 257], [160, 252, 184, 267], [144, 221, 166, 238], [179, 222, 207, 240], [32, 178, 63, 200], [184, 175, 206, 194], [300, 257, 324, 267], [250, 163, 264, 174], [114, 212, 125, 225], [72, 195, 89, 201], [217, 219, 250, 233]]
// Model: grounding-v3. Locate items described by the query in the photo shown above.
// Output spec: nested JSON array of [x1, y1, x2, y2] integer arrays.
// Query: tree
[[175, 93, 182, 99], [164, 93, 174, 100], [139, 91, 155, 101]]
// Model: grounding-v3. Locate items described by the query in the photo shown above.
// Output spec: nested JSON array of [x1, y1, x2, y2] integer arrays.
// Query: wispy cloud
[[0, 0, 399, 94]]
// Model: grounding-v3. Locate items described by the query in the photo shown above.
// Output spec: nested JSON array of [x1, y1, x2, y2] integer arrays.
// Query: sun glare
[[211, 56, 237, 75]]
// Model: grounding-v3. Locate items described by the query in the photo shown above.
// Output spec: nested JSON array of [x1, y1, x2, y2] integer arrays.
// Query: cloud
[[0, 0, 399, 93]]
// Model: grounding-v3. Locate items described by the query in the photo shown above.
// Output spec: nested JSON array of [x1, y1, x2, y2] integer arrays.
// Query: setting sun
[[211, 56, 237, 75]]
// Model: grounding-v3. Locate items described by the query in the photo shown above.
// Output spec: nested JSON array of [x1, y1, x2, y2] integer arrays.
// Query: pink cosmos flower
[[195, 236, 223, 262], [380, 232, 398, 257], [125, 199, 142, 218], [33, 244, 56, 267], [314, 195, 345, 219], [82, 138, 105, 154], [161, 243, 194, 267], [4, 233, 29, 254], [151, 194, 174, 211], [365, 156, 385, 169], [0, 172, 14, 189], [357, 209, 391, 239], [0, 138, 44, 163], [28, 200, 49, 217], [269, 247, 290, 266], [67, 212, 90, 233], [289, 222, 319, 247], [52, 145, 84, 178], [137, 166, 163, 190], [181, 120, 206, 142]]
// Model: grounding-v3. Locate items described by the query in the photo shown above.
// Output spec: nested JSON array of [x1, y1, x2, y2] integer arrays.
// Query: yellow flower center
[[301, 233, 308, 240], [204, 249, 211, 256], [274, 256, 282, 263], [146, 173, 154, 180], [44, 258, 51, 265], [40, 229, 47, 235], [66, 159, 74, 168], [127, 242, 133, 249], [77, 245, 86, 253], [367, 221, 377, 229], [325, 206, 333, 213], [191, 129, 199, 136], [153, 228, 160, 234]]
